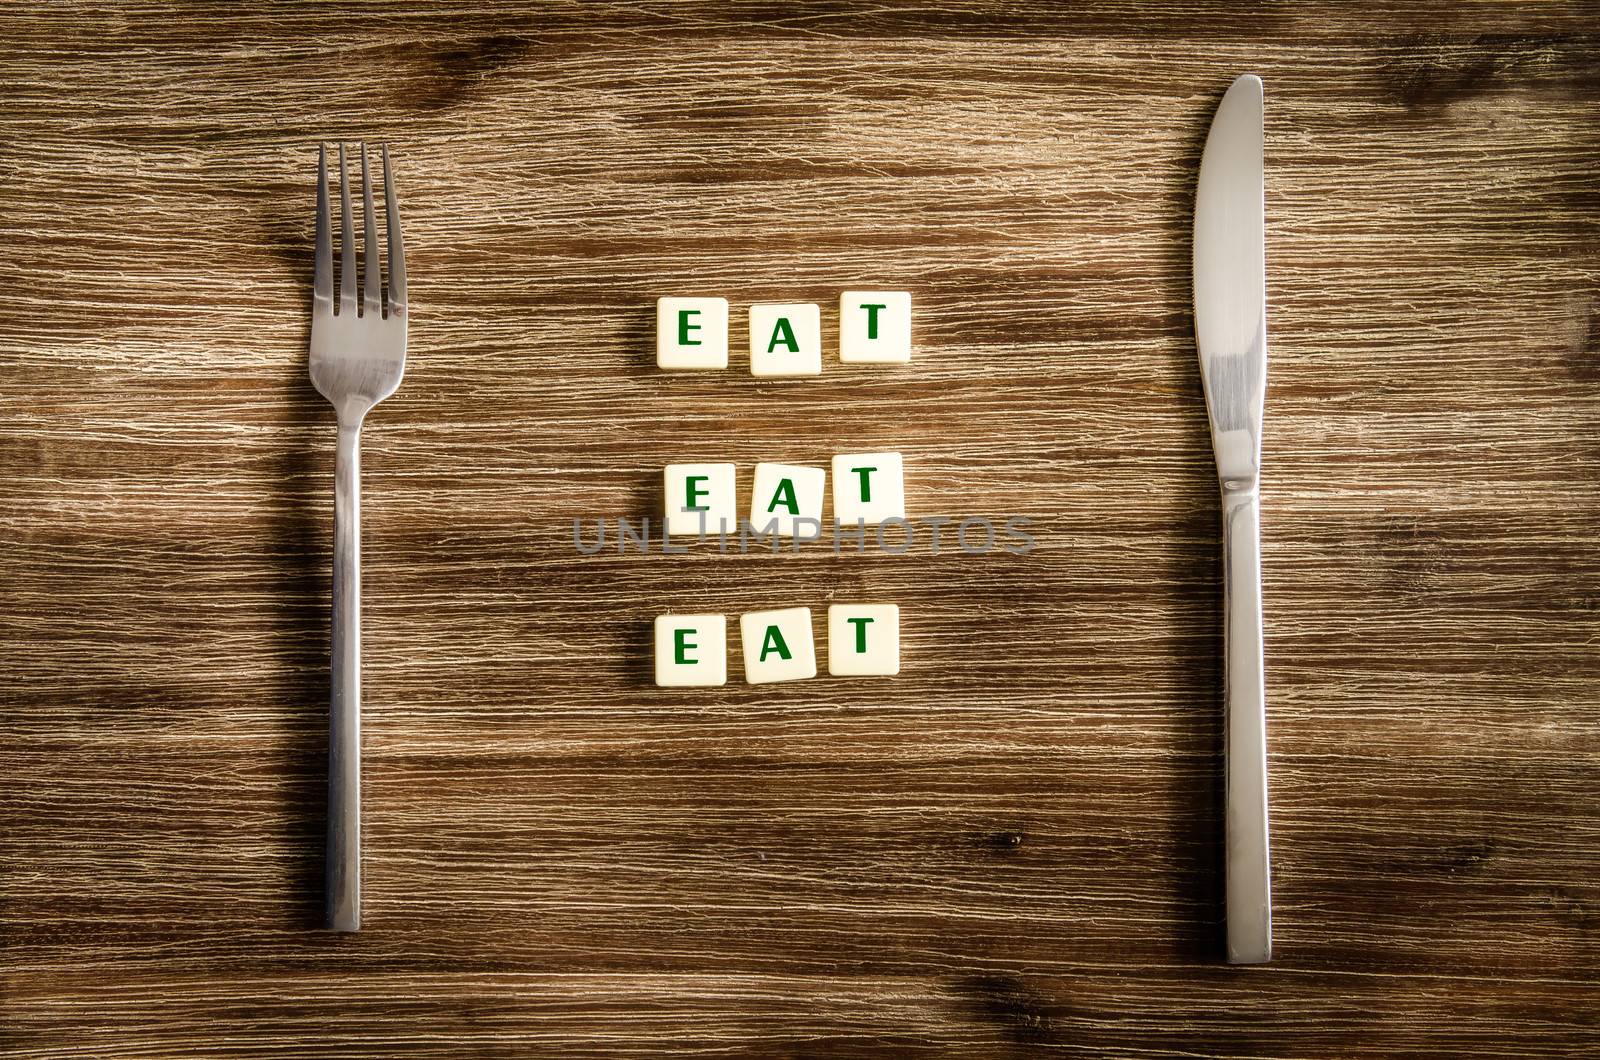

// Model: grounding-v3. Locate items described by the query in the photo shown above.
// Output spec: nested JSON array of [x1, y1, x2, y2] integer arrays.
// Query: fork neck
[[334, 405, 369, 435]]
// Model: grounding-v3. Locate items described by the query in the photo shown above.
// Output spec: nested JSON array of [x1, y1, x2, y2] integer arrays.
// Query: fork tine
[[382, 144, 406, 315], [338, 144, 356, 314], [314, 144, 332, 307], [360, 143, 380, 317]]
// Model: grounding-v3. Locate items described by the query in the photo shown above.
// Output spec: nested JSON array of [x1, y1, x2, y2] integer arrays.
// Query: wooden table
[[4, 3, 1597, 1056]]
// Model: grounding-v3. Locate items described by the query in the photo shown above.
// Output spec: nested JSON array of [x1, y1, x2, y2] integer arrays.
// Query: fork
[[310, 143, 407, 931]]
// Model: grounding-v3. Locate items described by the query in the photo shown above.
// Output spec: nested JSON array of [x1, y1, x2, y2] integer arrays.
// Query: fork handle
[[1223, 484, 1271, 963], [327, 420, 362, 931]]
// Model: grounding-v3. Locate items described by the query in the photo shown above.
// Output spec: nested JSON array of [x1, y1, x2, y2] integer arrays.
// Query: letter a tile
[[740, 607, 817, 684]]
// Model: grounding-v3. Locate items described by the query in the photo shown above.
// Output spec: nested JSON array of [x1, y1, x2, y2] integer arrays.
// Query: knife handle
[[1222, 484, 1271, 963]]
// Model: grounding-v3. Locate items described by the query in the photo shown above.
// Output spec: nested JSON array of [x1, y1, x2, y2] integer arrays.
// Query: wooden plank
[[2, 2, 1597, 1055]]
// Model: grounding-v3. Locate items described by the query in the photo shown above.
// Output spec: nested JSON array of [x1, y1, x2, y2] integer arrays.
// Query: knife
[[1193, 73, 1271, 964]]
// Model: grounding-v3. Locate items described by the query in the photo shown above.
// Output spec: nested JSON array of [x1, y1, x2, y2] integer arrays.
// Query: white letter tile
[[749, 303, 822, 377], [831, 451, 905, 526], [657, 296, 729, 370], [664, 463, 737, 537], [827, 604, 900, 677], [839, 291, 911, 363], [654, 613, 728, 686], [741, 607, 817, 684], [750, 462, 826, 538]]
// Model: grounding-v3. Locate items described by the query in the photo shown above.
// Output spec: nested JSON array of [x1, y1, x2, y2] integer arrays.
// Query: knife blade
[[1193, 73, 1271, 964]]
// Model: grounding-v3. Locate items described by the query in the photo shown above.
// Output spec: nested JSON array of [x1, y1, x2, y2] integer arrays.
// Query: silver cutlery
[[1193, 75, 1271, 964], [310, 143, 407, 931]]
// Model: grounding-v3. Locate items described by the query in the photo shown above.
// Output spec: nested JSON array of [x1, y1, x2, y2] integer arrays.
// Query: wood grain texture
[[2, 1, 1598, 1056]]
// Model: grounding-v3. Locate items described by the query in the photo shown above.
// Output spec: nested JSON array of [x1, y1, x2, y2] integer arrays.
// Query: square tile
[[740, 607, 817, 684], [750, 462, 826, 538], [827, 604, 900, 676], [839, 291, 911, 363], [664, 463, 737, 537], [657, 296, 729, 370], [749, 303, 822, 377], [654, 613, 727, 687], [831, 451, 905, 526]]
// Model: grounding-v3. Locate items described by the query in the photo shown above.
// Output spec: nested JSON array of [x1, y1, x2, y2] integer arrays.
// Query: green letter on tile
[[759, 625, 792, 662], [766, 317, 799, 354], [847, 616, 873, 653], [850, 465, 877, 502], [678, 309, 702, 346], [674, 628, 697, 665], [684, 475, 709, 511], [861, 303, 886, 340], [766, 478, 799, 514]]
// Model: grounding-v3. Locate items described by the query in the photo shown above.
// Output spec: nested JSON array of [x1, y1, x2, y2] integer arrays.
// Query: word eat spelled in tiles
[[663, 452, 906, 538], [656, 292, 912, 373], [652, 291, 913, 687], [655, 606, 900, 687]]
